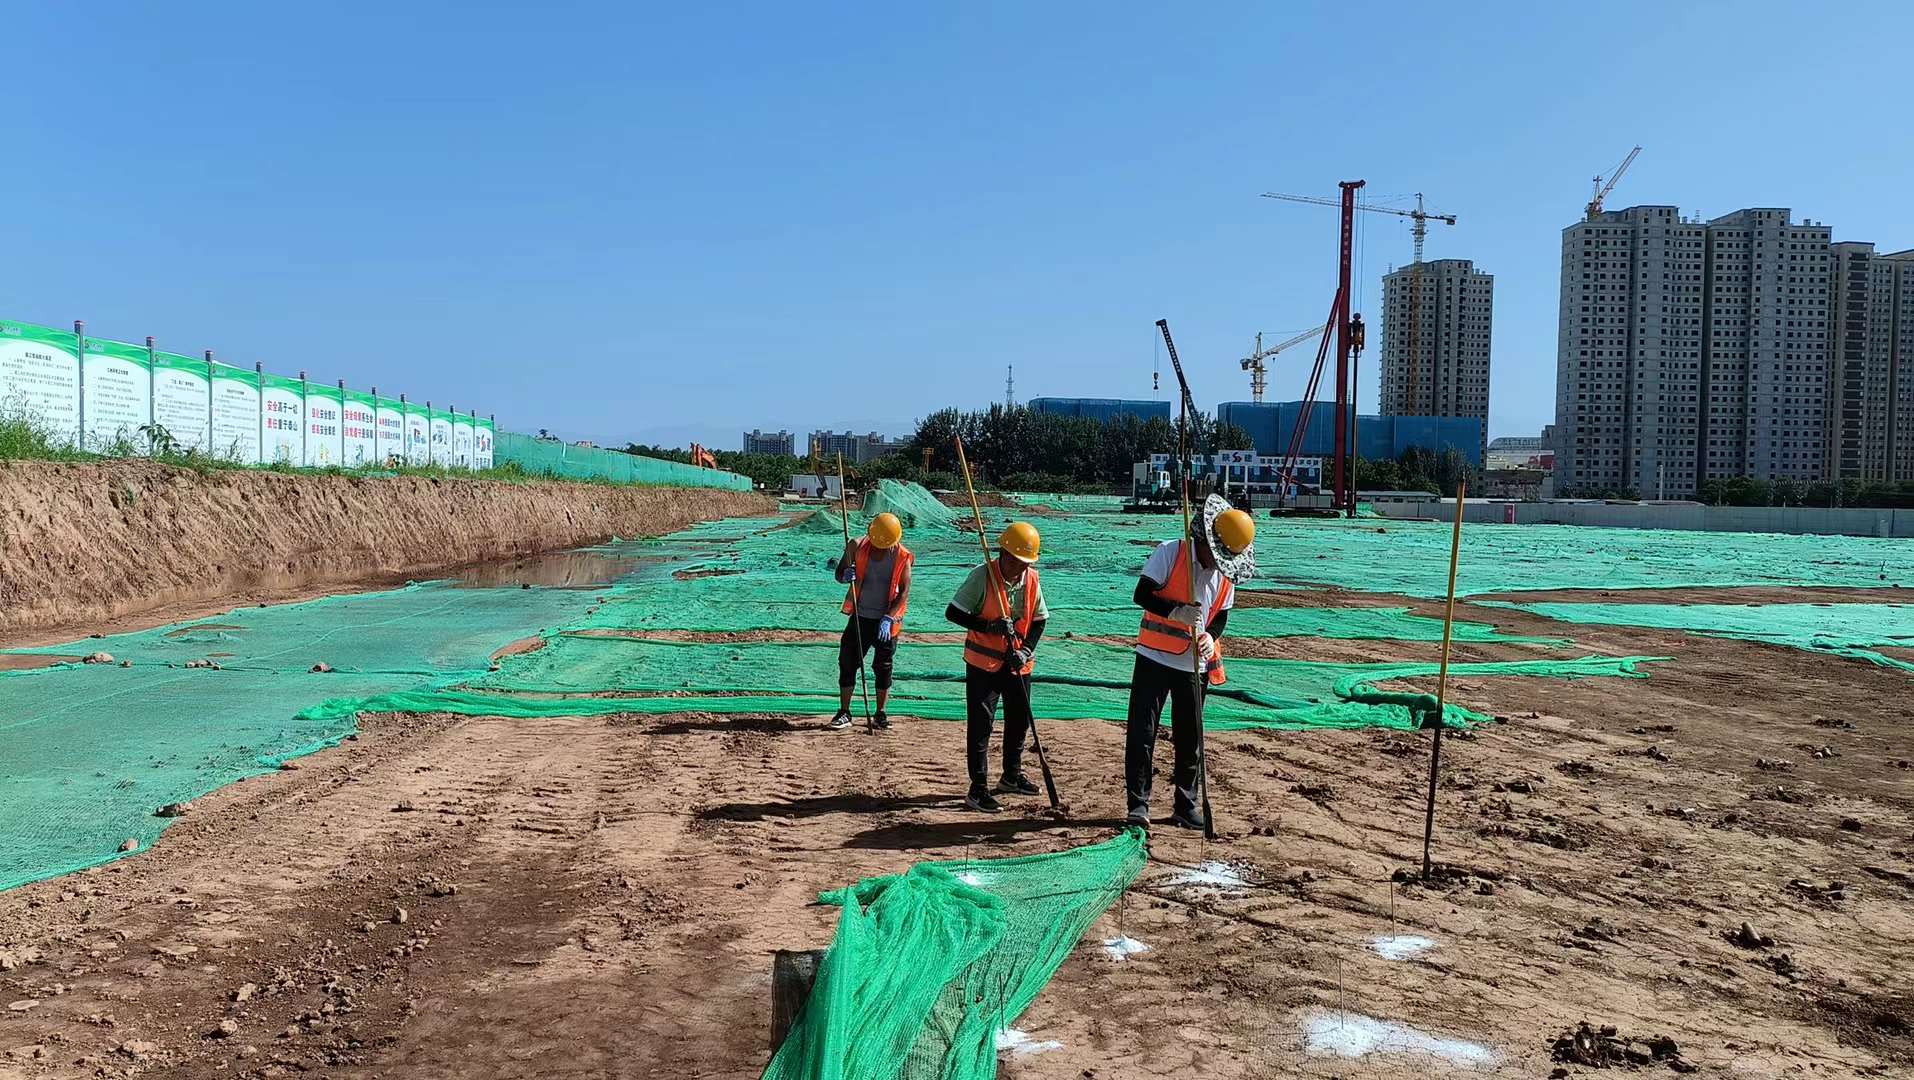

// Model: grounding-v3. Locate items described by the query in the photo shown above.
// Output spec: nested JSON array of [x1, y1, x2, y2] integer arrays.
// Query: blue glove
[[877, 616, 895, 642]]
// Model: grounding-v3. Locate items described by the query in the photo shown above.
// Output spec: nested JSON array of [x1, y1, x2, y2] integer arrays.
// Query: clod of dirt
[[232, 982, 257, 1003], [1556, 760, 1597, 778], [1813, 745, 1841, 759], [1840, 818, 1864, 832], [118, 838, 139, 853], [1292, 783, 1336, 804], [154, 802, 192, 818], [82, 652, 114, 664], [0, 952, 18, 972], [1551, 1022, 1696, 1072], [208, 1018, 239, 1039], [310, 662, 334, 673], [1727, 922, 1774, 949], [184, 658, 222, 670], [278, 760, 301, 771], [116, 1041, 158, 1060], [1756, 757, 1795, 771], [1789, 879, 1850, 903], [1644, 745, 1671, 762], [392, 907, 409, 925], [118, 659, 130, 667], [392, 800, 417, 813], [1764, 952, 1799, 979]]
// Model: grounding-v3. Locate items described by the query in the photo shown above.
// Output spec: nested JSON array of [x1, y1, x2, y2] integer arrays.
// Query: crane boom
[[1586, 146, 1642, 220], [1240, 324, 1328, 403]]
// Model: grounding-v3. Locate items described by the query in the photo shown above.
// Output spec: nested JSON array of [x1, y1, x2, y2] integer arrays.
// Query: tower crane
[[1586, 145, 1642, 220], [1261, 190, 1455, 414], [1240, 325, 1327, 403]]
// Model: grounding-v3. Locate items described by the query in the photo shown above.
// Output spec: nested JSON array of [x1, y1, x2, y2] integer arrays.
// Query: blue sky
[[8, 1, 1911, 449]]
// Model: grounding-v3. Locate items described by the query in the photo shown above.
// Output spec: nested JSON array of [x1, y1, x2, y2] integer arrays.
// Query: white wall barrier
[[1, 318, 494, 471]]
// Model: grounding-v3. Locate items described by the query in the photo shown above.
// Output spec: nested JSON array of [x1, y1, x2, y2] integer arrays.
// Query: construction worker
[[944, 521, 1047, 813], [1125, 494, 1256, 829], [831, 511, 912, 731]]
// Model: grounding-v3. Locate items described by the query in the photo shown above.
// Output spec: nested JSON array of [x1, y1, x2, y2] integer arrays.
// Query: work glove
[[1008, 647, 1033, 670], [1169, 603, 1203, 627], [877, 616, 895, 643], [987, 618, 1017, 640], [1196, 632, 1217, 663]]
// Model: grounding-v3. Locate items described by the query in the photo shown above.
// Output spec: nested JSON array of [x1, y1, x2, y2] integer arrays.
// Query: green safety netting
[[494, 431, 754, 491], [1005, 492, 1128, 513], [762, 828, 1147, 1080], [861, 478, 958, 528], [1480, 600, 1914, 673]]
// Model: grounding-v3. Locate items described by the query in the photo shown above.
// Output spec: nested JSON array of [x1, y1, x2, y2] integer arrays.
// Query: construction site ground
[[4, 525, 1913, 1078]]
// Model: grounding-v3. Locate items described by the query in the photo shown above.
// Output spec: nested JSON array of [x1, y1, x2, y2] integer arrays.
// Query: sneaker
[[997, 774, 1039, 796], [1167, 810, 1207, 832], [872, 711, 892, 731], [1125, 807, 1152, 827], [964, 789, 1003, 813], [827, 710, 853, 731]]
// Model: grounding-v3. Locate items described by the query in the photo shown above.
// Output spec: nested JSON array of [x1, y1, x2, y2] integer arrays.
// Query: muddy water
[[442, 547, 677, 590]]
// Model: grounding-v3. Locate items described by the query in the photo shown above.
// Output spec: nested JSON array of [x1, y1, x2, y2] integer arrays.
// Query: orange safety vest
[[842, 540, 913, 627], [962, 564, 1039, 675], [1137, 540, 1231, 685]]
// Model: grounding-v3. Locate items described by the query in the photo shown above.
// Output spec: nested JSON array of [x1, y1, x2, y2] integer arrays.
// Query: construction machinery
[[1260, 189, 1454, 415], [689, 443, 718, 469], [1586, 145, 1642, 220], [1239, 325, 1326, 403]]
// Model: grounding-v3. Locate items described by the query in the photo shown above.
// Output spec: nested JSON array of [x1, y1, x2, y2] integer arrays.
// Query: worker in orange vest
[[1125, 494, 1256, 829], [831, 512, 913, 731], [944, 521, 1047, 813]]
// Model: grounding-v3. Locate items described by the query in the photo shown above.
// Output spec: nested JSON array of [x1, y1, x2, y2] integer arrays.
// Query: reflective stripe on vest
[[841, 540, 913, 628], [1136, 540, 1234, 655], [962, 565, 1038, 674]]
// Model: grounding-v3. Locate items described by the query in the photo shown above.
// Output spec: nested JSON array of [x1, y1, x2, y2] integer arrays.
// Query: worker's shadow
[[696, 792, 954, 822], [840, 816, 1132, 851]]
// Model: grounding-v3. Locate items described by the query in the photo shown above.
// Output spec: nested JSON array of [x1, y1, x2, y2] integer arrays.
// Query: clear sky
[[8, 1, 1911, 449]]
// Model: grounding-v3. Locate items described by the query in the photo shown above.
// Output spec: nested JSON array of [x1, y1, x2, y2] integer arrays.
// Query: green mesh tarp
[[495, 431, 753, 491], [762, 828, 1147, 1080], [861, 478, 957, 528], [1480, 601, 1914, 673]]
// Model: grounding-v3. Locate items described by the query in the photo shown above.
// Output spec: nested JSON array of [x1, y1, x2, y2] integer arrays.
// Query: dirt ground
[[3, 588, 1913, 1079]]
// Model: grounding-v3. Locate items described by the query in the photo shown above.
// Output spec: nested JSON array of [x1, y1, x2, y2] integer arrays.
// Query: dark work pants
[[964, 663, 1031, 791], [838, 616, 896, 691], [1125, 653, 1204, 819]]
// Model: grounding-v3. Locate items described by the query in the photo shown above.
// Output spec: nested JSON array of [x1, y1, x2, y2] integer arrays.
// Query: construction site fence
[[493, 432, 752, 491], [1, 318, 494, 469], [1371, 497, 1914, 538]]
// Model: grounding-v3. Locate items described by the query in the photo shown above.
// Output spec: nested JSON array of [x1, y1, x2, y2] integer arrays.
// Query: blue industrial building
[[1217, 401, 1483, 467], [1028, 397, 1171, 424]]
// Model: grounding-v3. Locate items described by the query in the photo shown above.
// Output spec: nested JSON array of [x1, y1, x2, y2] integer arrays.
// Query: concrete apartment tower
[[1554, 206, 1830, 498], [1379, 258, 1493, 460], [1825, 244, 1914, 482]]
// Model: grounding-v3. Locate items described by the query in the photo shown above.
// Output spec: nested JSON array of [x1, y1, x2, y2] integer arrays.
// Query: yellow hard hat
[[867, 512, 903, 549], [1213, 507, 1255, 556], [997, 521, 1041, 562]]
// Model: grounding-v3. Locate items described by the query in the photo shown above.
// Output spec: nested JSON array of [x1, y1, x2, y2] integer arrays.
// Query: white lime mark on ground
[[1165, 861, 1249, 888], [995, 1028, 1063, 1056], [1303, 1011, 1495, 1067], [1370, 934, 1436, 961], [1102, 934, 1151, 960], [956, 870, 987, 887]]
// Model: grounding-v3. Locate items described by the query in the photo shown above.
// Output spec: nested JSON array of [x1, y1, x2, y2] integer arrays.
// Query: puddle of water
[[995, 1028, 1063, 1057], [1303, 1010, 1496, 1067], [1102, 935, 1151, 960], [1165, 861, 1250, 889], [1370, 934, 1436, 961], [443, 548, 676, 590], [0, 654, 84, 672]]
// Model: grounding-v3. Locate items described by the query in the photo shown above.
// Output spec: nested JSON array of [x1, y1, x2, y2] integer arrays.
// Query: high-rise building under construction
[[1553, 206, 1831, 498], [1379, 258, 1493, 462]]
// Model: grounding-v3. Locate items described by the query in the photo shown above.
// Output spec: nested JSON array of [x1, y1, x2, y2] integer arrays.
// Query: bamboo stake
[[1420, 479, 1467, 879]]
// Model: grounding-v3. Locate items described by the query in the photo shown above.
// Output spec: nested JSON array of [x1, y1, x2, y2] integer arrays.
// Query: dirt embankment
[[0, 461, 773, 639]]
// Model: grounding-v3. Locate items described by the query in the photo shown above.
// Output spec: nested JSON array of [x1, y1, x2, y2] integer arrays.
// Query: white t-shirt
[[1134, 538, 1234, 671]]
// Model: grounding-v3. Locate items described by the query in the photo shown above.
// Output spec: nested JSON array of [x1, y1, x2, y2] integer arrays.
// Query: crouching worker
[[831, 512, 912, 732], [944, 521, 1047, 813], [1125, 495, 1256, 829]]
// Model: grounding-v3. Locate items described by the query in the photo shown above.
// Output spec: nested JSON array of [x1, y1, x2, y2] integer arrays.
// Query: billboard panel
[[81, 338, 151, 452], [151, 351, 211, 453], [428, 409, 453, 466], [474, 417, 494, 470], [403, 404, 429, 466], [452, 414, 474, 469], [303, 384, 342, 467], [342, 389, 378, 467], [262, 373, 303, 464], [210, 363, 262, 464], [0, 321, 81, 447], [374, 396, 405, 465]]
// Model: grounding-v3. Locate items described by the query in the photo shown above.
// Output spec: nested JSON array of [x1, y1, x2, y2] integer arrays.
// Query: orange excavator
[[689, 442, 718, 469]]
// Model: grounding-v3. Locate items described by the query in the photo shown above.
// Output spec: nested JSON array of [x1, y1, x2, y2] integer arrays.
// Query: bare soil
[[2, 591, 1912, 1079], [0, 460, 772, 641]]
